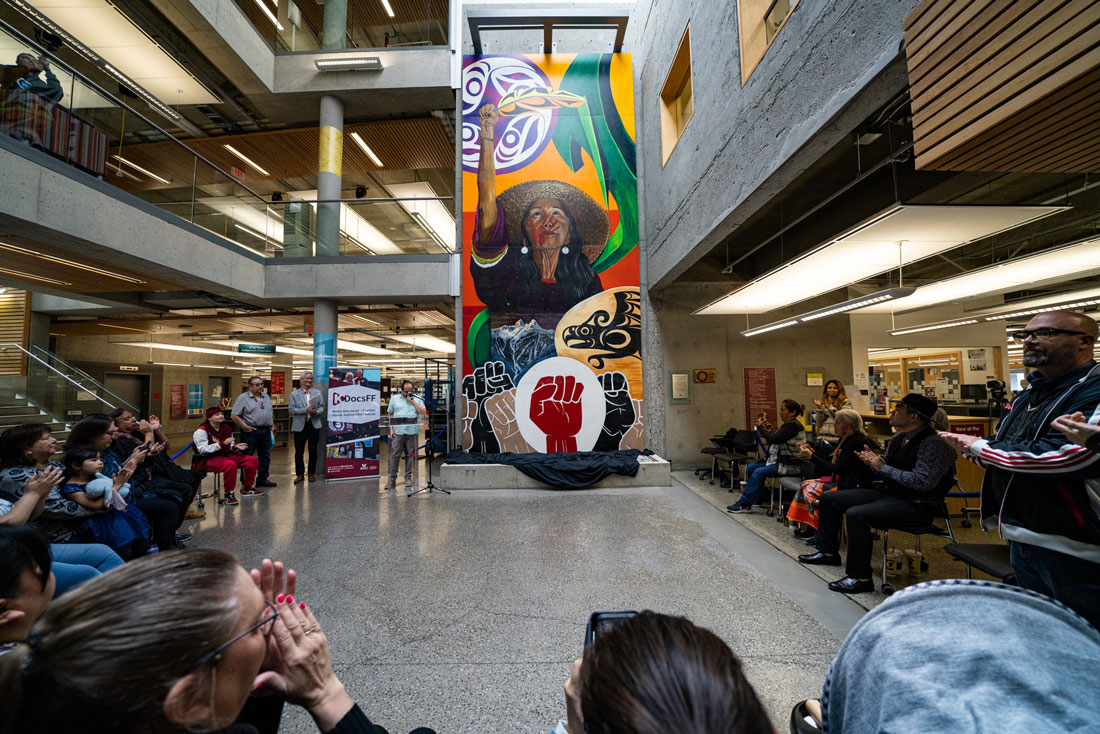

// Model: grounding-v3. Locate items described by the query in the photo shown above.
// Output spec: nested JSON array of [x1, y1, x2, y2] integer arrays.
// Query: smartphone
[[585, 610, 637, 647], [140, 440, 152, 450]]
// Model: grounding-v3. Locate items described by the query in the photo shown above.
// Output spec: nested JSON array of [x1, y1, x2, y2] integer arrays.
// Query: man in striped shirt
[[941, 311, 1100, 629]]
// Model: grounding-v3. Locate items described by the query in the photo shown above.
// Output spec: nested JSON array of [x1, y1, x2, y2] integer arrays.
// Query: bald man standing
[[941, 311, 1100, 627]]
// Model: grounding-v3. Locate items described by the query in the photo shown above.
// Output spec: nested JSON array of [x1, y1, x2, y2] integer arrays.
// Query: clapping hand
[[797, 442, 814, 460], [24, 467, 62, 497], [1051, 412, 1100, 449], [812, 398, 823, 407], [147, 415, 162, 432], [856, 444, 883, 471], [222, 436, 236, 447]]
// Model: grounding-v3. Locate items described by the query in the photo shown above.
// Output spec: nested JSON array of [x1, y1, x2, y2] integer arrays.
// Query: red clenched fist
[[530, 375, 584, 453]]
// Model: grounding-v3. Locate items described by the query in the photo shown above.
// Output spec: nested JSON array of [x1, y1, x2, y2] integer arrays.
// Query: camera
[[986, 379, 1007, 400], [584, 610, 637, 647]]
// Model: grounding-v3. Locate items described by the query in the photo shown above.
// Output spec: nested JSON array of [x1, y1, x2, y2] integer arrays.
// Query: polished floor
[[185, 447, 865, 733]]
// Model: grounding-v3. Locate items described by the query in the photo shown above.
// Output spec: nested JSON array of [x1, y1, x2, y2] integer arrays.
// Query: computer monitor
[[961, 384, 987, 402]]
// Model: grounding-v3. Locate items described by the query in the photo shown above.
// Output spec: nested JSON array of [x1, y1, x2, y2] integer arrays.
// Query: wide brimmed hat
[[497, 180, 610, 264]]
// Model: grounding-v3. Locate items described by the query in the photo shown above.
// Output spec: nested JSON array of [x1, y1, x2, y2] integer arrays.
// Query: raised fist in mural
[[594, 371, 634, 452], [462, 361, 513, 453], [479, 103, 500, 138], [484, 388, 533, 454], [459, 393, 475, 450], [530, 375, 584, 453]]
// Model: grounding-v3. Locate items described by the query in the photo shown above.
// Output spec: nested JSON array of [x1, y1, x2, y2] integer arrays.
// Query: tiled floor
[[184, 447, 866, 733]]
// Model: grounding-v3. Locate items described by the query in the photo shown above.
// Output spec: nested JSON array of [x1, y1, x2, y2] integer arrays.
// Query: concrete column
[[313, 298, 338, 475], [322, 0, 348, 50], [316, 95, 343, 257]]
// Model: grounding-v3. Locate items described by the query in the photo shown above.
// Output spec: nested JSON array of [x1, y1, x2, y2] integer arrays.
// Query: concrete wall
[[632, 0, 919, 289], [652, 284, 854, 467], [273, 49, 451, 94]]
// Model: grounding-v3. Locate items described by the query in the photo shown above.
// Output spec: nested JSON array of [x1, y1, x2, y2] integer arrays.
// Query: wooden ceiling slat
[[0, 233, 181, 293]]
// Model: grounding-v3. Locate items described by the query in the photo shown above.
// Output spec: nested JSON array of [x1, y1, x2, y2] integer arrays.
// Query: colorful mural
[[461, 53, 641, 454]]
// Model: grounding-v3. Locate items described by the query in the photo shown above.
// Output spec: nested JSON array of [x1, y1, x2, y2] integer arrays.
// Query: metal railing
[[0, 343, 137, 422]]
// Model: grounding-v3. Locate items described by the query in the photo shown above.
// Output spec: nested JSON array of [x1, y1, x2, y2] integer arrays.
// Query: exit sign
[[230, 166, 245, 179]]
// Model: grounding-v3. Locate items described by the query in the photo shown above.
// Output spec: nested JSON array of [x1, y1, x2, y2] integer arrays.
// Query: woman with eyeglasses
[[0, 551, 436, 734]]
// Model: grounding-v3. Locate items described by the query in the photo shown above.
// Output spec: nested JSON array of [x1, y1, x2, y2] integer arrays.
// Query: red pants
[[204, 455, 258, 493]]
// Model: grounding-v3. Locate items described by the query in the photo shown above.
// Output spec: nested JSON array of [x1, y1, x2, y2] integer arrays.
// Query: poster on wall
[[744, 368, 777, 431], [271, 372, 285, 396], [460, 52, 643, 455], [325, 367, 381, 481], [169, 384, 186, 421], [186, 384, 204, 417]]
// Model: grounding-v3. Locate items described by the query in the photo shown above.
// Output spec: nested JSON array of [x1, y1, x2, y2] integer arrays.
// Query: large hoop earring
[[520, 245, 528, 254], [561, 246, 569, 254]]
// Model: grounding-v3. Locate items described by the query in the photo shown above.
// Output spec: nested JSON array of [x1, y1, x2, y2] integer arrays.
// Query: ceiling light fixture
[[98, 323, 156, 333], [697, 205, 1066, 315], [349, 132, 383, 166], [386, 334, 457, 353], [349, 314, 380, 326], [740, 288, 914, 337], [379, 0, 395, 17], [223, 144, 270, 176], [338, 340, 398, 356], [111, 156, 170, 185], [117, 342, 237, 357], [0, 242, 145, 283], [0, 267, 70, 286], [888, 318, 980, 336], [981, 298, 1100, 322], [314, 56, 384, 72], [252, 0, 284, 30], [235, 224, 283, 250]]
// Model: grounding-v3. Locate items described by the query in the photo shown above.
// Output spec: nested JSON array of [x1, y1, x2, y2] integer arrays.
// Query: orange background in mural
[[461, 53, 637, 373]]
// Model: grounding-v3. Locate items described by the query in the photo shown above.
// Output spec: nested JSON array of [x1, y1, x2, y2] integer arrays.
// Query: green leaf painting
[[552, 54, 639, 274], [467, 307, 491, 368]]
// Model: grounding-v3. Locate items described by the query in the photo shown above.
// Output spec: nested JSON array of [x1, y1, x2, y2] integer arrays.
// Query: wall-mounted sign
[[119, 365, 138, 371], [170, 384, 186, 421], [187, 384, 204, 417], [806, 372, 823, 387], [669, 371, 691, 403], [694, 368, 717, 384], [270, 372, 285, 395], [744, 367, 777, 430], [238, 344, 277, 354]]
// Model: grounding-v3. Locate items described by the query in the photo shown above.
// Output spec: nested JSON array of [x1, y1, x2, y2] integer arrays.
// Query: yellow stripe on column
[[318, 125, 343, 175]]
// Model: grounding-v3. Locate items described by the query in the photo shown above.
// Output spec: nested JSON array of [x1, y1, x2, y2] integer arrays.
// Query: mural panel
[[461, 53, 641, 454]]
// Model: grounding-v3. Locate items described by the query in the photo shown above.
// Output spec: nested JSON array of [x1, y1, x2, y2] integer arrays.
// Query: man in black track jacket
[[941, 311, 1100, 629]]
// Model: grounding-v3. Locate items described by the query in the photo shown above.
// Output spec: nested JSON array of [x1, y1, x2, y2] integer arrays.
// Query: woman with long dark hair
[[727, 399, 806, 514], [813, 380, 852, 443]]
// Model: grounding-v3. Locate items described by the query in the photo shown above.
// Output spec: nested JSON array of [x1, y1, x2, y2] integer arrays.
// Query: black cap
[[896, 393, 937, 421]]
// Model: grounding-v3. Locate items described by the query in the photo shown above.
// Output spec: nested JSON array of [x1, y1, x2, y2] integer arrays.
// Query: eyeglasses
[[183, 600, 278, 673], [1011, 328, 1089, 343]]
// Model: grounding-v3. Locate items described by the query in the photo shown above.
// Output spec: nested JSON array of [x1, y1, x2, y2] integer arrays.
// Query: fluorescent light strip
[[314, 57, 384, 71], [889, 318, 979, 336], [350, 132, 383, 167], [338, 340, 397, 356], [0, 243, 144, 283], [117, 342, 237, 357], [740, 288, 914, 337], [0, 267, 70, 286], [386, 334, 456, 353], [99, 323, 155, 333], [380, 0, 395, 17], [235, 224, 283, 250], [982, 298, 1100, 321], [223, 145, 270, 176], [349, 314, 380, 325], [112, 156, 170, 185], [253, 0, 284, 30]]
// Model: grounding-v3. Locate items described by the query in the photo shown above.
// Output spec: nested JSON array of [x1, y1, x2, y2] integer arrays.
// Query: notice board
[[169, 384, 186, 421], [744, 368, 777, 430]]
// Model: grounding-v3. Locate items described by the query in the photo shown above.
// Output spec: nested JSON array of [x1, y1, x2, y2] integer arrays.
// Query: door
[[104, 374, 150, 417], [209, 376, 230, 408]]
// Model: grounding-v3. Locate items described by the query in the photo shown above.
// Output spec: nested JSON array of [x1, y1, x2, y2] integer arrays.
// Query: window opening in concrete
[[659, 26, 694, 166], [737, 0, 799, 83]]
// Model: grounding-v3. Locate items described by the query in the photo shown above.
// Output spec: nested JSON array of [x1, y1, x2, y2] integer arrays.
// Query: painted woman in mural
[[472, 103, 610, 329]]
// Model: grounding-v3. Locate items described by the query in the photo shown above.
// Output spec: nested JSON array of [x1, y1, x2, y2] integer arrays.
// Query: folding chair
[[944, 542, 1016, 584]]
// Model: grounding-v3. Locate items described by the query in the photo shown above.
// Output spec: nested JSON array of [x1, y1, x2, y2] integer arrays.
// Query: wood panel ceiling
[[112, 118, 453, 192], [0, 233, 183, 293], [233, 0, 448, 42], [904, 0, 1100, 173]]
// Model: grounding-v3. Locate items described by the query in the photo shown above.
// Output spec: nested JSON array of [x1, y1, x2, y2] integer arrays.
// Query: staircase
[[0, 386, 70, 444]]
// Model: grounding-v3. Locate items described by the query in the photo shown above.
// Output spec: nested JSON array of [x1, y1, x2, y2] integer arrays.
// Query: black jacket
[[805, 432, 879, 490], [974, 361, 1100, 563]]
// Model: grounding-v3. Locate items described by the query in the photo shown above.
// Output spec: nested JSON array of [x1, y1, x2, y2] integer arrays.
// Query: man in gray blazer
[[289, 371, 325, 483]]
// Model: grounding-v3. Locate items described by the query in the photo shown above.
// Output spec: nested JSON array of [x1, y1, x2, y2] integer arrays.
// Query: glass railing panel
[[29, 346, 138, 414], [192, 159, 285, 258], [0, 343, 128, 423]]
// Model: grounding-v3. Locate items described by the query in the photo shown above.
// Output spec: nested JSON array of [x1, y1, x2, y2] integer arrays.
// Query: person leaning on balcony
[[288, 372, 324, 485], [0, 53, 64, 147], [812, 380, 852, 444]]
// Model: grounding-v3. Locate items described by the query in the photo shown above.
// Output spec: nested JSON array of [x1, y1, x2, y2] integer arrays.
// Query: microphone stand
[[405, 393, 449, 497]]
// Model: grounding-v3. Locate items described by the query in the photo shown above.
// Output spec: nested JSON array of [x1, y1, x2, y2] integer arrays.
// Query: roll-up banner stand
[[325, 367, 381, 481]]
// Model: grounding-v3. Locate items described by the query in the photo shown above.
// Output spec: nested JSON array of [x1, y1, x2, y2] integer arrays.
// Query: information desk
[[860, 414, 998, 515]]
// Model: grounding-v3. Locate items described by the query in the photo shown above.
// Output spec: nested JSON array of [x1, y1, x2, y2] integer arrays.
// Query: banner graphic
[[325, 367, 381, 481]]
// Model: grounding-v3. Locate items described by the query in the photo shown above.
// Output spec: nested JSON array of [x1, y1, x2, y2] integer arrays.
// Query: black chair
[[697, 430, 756, 487], [944, 542, 1016, 584], [945, 489, 982, 528], [869, 498, 956, 595]]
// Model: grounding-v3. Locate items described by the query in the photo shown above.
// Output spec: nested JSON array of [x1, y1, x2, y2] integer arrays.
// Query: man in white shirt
[[387, 380, 426, 491]]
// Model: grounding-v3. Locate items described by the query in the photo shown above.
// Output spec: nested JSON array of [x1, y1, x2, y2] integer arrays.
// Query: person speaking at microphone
[[386, 380, 427, 491]]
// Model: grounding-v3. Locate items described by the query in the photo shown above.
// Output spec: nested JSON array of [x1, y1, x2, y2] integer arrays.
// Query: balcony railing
[[0, 18, 454, 259], [0, 342, 137, 423]]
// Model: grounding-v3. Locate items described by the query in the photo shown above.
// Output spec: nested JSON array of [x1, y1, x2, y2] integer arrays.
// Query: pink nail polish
[[286, 595, 293, 604], [300, 602, 306, 610], [276, 595, 284, 603]]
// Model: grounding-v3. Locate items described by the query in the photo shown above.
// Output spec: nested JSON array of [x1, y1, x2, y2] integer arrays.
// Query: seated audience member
[[66, 415, 184, 552], [0, 424, 125, 592], [727, 399, 805, 514], [193, 407, 261, 506], [0, 525, 54, 655], [812, 380, 852, 444], [799, 580, 1100, 733], [799, 393, 955, 593], [108, 408, 204, 519], [786, 410, 878, 538], [939, 312, 1100, 628], [56, 446, 150, 558], [0, 551, 437, 734], [559, 611, 771, 734]]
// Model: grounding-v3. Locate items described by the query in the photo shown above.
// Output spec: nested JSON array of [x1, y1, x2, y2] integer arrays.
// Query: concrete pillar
[[322, 0, 348, 50], [316, 95, 343, 257], [313, 298, 338, 475]]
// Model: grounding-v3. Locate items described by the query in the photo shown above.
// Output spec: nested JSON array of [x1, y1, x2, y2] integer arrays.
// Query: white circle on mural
[[514, 357, 604, 453]]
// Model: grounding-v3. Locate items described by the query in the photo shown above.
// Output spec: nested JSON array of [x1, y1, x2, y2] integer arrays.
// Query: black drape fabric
[[444, 449, 654, 489]]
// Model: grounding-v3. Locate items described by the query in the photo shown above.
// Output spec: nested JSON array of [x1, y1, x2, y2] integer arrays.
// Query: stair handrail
[[28, 345, 139, 413], [0, 343, 135, 413]]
